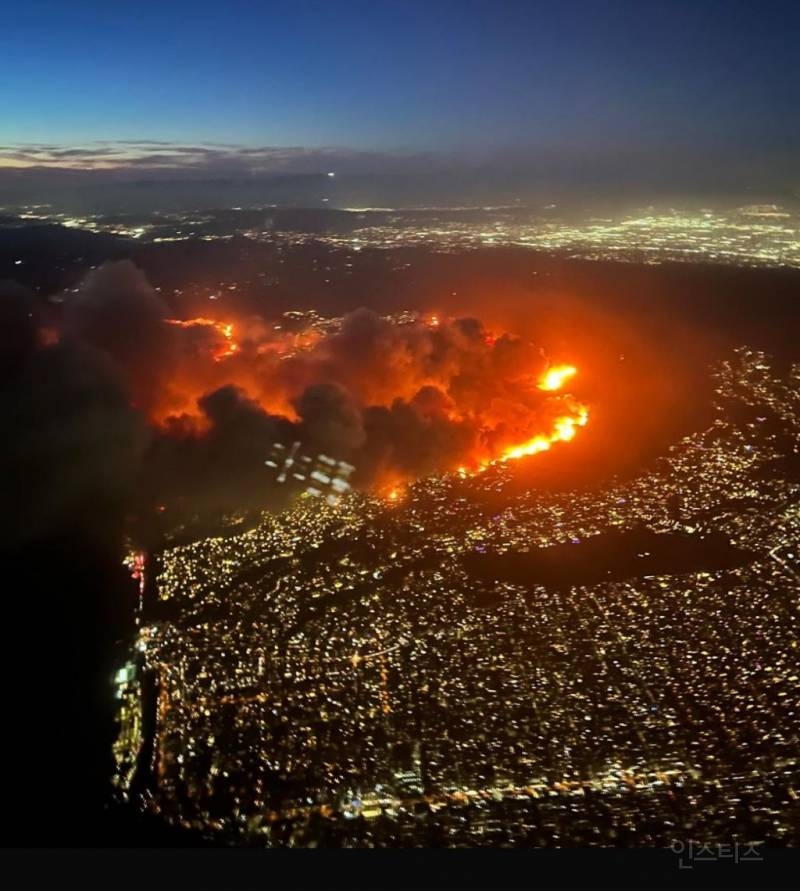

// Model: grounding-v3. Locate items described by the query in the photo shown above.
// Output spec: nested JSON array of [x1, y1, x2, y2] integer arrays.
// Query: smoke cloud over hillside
[[1, 261, 590, 536]]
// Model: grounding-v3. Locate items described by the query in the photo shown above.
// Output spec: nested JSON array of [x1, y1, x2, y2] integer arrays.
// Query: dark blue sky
[[1, 0, 798, 183]]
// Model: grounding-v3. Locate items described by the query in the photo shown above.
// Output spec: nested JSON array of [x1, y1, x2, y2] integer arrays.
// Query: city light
[[113, 348, 800, 846]]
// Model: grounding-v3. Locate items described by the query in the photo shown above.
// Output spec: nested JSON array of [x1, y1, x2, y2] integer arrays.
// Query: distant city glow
[[14, 205, 800, 270]]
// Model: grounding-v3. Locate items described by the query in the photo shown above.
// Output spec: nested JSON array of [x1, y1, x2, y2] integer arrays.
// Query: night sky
[[1, 0, 798, 190]]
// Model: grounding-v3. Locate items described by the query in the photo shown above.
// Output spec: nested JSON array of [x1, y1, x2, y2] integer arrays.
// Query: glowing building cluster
[[6, 203, 800, 269], [113, 348, 800, 846]]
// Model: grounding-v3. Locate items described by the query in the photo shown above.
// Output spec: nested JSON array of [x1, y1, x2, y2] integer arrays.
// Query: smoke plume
[[4, 261, 586, 532]]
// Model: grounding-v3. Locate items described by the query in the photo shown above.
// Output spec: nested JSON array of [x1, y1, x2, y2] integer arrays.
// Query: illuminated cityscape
[[4, 0, 800, 866], [4, 203, 800, 270], [112, 349, 800, 846]]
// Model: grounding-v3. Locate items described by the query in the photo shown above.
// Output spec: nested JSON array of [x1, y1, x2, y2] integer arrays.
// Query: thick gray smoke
[[2, 261, 575, 534], [62, 260, 176, 413], [0, 277, 145, 548]]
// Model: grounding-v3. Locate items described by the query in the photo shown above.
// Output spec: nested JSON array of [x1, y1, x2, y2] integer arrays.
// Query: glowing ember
[[38, 326, 60, 347], [539, 364, 577, 391]]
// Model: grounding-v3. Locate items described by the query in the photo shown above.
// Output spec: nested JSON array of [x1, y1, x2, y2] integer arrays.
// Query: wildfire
[[499, 406, 589, 462], [538, 364, 577, 391], [165, 317, 238, 361], [216, 323, 238, 360], [474, 364, 588, 471], [381, 481, 408, 503], [153, 308, 588, 494]]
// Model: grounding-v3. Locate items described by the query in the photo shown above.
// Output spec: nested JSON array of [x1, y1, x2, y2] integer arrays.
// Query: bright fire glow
[[538, 364, 577, 391], [155, 311, 588, 493], [498, 406, 589, 463], [165, 317, 239, 361], [476, 365, 588, 470]]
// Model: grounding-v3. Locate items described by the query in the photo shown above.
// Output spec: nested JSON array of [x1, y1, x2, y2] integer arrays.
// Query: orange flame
[[538, 364, 577, 391], [165, 317, 238, 362], [499, 405, 589, 463], [470, 365, 588, 472], [155, 313, 588, 488]]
